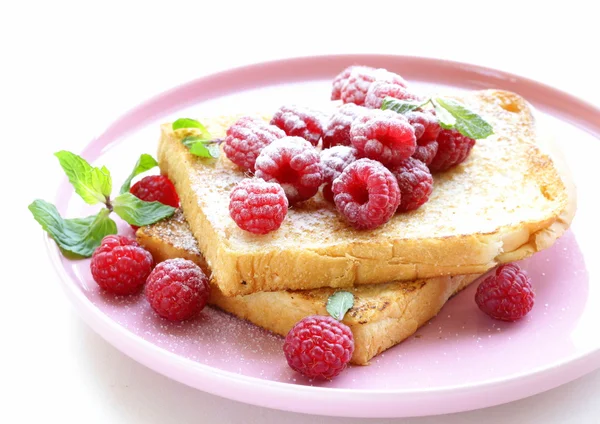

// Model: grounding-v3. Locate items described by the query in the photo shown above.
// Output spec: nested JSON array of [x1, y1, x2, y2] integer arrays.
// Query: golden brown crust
[[157, 90, 575, 296]]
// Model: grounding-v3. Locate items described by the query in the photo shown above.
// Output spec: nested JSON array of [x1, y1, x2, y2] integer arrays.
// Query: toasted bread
[[137, 211, 480, 365], [157, 90, 576, 296]]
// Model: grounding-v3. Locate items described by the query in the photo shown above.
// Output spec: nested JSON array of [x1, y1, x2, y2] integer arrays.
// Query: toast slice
[[137, 210, 481, 365], [158, 89, 576, 296]]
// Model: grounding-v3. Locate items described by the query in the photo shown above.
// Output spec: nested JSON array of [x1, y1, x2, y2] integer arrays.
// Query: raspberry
[[331, 65, 374, 100], [322, 103, 365, 149], [255, 137, 323, 203], [270, 105, 326, 146], [475, 263, 535, 322], [364, 81, 422, 109], [283, 315, 354, 380], [412, 141, 439, 166], [90, 235, 154, 295], [320, 145, 358, 202], [390, 157, 433, 212], [145, 258, 211, 321], [429, 129, 476, 172], [229, 178, 288, 234], [130, 175, 180, 208], [341, 68, 407, 106], [332, 158, 401, 230], [350, 109, 416, 167], [406, 111, 441, 166], [223, 116, 285, 172]]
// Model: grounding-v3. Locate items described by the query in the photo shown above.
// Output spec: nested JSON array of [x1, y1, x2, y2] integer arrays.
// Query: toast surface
[[137, 211, 480, 365], [158, 89, 575, 296]]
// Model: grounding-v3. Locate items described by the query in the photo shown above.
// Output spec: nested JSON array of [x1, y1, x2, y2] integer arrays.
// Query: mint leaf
[[326, 291, 354, 321], [29, 200, 117, 257], [112, 192, 176, 227], [119, 154, 159, 194], [381, 97, 429, 114], [182, 136, 220, 158], [432, 100, 457, 129], [434, 97, 494, 139], [172, 118, 212, 139], [55, 151, 112, 205]]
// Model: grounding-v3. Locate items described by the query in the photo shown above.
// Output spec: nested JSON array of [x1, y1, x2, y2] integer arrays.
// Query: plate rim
[[48, 54, 600, 418]]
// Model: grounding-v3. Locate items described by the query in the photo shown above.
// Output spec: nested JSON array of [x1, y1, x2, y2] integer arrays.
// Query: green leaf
[[55, 151, 112, 205], [119, 154, 159, 194], [172, 118, 212, 139], [432, 100, 457, 129], [182, 136, 220, 159], [112, 192, 176, 227], [326, 291, 354, 321], [433, 97, 494, 139], [381, 96, 429, 114], [28, 199, 117, 257]]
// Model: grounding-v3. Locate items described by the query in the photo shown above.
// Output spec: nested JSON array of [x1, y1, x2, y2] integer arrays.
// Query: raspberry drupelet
[[145, 258, 211, 321], [429, 128, 476, 172], [340, 68, 408, 106], [475, 263, 535, 321], [390, 157, 434, 212], [229, 178, 288, 234], [350, 109, 416, 168], [223, 116, 286, 172], [363, 80, 422, 109], [270, 105, 326, 147], [332, 158, 401, 230], [322, 103, 365, 149], [90, 235, 154, 295], [320, 145, 359, 202], [283, 315, 354, 380], [255, 137, 323, 204]]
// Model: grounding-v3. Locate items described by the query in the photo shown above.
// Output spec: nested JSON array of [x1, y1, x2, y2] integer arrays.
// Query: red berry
[[429, 129, 476, 172], [229, 178, 288, 234], [283, 315, 354, 380], [145, 258, 211, 321], [412, 141, 439, 166], [223, 116, 285, 172], [320, 146, 359, 202], [364, 81, 422, 109], [406, 110, 441, 143], [350, 109, 416, 167], [390, 157, 433, 212], [255, 137, 323, 203], [341, 68, 407, 106], [475, 263, 535, 322], [322, 103, 365, 149], [331, 65, 374, 100], [130, 175, 180, 208], [270, 105, 326, 146], [90, 235, 154, 295], [332, 158, 401, 230]]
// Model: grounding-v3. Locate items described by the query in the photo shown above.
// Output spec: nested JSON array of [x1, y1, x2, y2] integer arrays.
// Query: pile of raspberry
[[224, 65, 477, 233]]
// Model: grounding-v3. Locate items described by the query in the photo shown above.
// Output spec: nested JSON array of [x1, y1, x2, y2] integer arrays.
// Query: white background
[[3, 1, 599, 422]]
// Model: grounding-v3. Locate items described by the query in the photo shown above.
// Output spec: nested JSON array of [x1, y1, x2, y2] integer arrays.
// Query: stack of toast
[[137, 89, 576, 365]]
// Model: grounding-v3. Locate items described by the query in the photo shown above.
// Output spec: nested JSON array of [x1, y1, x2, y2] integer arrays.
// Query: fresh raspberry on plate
[[405, 110, 442, 166], [229, 178, 288, 234], [340, 68, 407, 106], [320, 145, 359, 202], [332, 158, 401, 230], [429, 129, 476, 172], [283, 315, 354, 380], [322, 103, 365, 149], [475, 263, 535, 322], [270, 105, 326, 146], [364, 80, 422, 109], [331, 65, 374, 100], [390, 157, 434, 212], [145, 258, 211, 321], [223, 116, 286, 172], [255, 137, 323, 203], [90, 235, 154, 295], [130, 175, 180, 208], [350, 109, 416, 167]]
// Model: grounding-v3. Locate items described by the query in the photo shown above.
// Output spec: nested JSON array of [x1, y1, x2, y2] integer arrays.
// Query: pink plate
[[47, 55, 600, 418]]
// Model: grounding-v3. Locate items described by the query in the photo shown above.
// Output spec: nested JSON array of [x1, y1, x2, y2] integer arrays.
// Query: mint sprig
[[381, 96, 494, 140], [30, 152, 175, 258], [326, 291, 354, 321], [182, 135, 220, 159]]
